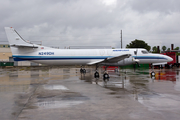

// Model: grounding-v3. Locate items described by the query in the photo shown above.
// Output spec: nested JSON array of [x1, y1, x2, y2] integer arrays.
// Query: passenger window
[[141, 50, 148, 54]]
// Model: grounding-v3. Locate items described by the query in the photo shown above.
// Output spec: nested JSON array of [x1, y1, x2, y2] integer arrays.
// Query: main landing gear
[[80, 65, 110, 79], [94, 71, 99, 78], [103, 66, 109, 80], [103, 72, 109, 80], [94, 64, 99, 78], [94, 71, 109, 79], [94, 65, 109, 80]]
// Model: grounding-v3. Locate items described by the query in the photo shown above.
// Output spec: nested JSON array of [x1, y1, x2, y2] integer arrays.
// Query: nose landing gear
[[150, 64, 155, 78]]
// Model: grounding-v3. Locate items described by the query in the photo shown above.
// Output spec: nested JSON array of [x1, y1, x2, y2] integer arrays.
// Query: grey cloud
[[0, 0, 180, 49], [129, 0, 180, 14]]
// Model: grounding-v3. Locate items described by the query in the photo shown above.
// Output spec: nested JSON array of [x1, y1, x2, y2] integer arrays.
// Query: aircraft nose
[[166, 56, 173, 62]]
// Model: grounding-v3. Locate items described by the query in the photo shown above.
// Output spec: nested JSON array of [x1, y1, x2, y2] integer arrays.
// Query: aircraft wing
[[103, 54, 131, 63], [87, 60, 105, 65], [87, 54, 131, 65]]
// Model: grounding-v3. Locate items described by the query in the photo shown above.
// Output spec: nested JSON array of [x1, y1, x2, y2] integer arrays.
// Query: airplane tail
[[4, 27, 55, 61], [4, 27, 38, 48]]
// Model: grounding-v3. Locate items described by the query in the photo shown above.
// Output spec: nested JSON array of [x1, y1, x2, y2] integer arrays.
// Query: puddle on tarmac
[[84, 68, 180, 90], [0, 67, 81, 119], [82, 67, 180, 111], [138, 93, 180, 111], [84, 67, 180, 113], [36, 101, 84, 109], [43, 85, 69, 90], [35, 92, 88, 109]]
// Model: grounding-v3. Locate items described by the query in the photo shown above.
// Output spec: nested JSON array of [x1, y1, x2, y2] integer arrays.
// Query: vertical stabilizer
[[4, 27, 38, 48]]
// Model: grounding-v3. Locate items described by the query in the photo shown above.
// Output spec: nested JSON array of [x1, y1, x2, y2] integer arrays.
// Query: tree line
[[126, 39, 179, 53]]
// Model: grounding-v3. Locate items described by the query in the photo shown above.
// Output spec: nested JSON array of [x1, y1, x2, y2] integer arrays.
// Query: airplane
[[4, 27, 173, 79]]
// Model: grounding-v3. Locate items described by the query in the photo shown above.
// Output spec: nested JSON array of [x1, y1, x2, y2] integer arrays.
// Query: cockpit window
[[141, 50, 149, 54]]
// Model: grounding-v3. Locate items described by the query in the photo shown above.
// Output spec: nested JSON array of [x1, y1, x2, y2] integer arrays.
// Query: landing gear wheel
[[80, 68, 86, 74], [80, 68, 83, 73], [94, 71, 99, 78], [151, 71, 155, 76], [103, 73, 109, 80]]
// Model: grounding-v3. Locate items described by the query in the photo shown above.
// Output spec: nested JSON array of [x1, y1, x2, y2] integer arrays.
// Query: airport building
[[0, 44, 12, 61]]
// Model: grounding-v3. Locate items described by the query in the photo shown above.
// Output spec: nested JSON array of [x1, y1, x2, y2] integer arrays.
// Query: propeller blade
[[132, 57, 140, 62]]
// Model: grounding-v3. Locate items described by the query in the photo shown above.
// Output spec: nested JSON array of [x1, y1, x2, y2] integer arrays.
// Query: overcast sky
[[0, 0, 180, 49]]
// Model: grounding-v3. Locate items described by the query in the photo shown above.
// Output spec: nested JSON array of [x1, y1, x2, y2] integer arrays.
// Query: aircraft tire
[[80, 68, 83, 73], [103, 73, 109, 79], [94, 72, 99, 78], [151, 71, 155, 76]]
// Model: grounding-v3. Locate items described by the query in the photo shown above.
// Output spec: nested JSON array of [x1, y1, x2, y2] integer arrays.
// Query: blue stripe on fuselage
[[12, 55, 110, 61], [13, 55, 167, 61], [133, 56, 167, 59]]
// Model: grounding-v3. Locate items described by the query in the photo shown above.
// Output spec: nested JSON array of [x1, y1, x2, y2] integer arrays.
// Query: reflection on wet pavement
[[154, 69, 178, 82], [82, 68, 180, 117], [43, 85, 69, 90], [0, 67, 79, 120], [138, 93, 180, 111], [37, 101, 84, 109], [1, 67, 180, 119]]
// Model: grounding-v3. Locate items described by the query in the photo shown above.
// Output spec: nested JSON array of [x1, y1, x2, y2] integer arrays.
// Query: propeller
[[133, 49, 140, 69], [132, 57, 140, 62], [132, 57, 140, 67]]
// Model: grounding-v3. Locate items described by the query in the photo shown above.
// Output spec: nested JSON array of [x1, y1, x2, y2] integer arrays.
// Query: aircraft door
[[107, 49, 113, 56], [99, 50, 105, 56]]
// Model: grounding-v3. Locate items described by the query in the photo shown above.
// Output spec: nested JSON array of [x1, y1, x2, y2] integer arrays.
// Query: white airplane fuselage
[[4, 27, 173, 66], [12, 47, 172, 66]]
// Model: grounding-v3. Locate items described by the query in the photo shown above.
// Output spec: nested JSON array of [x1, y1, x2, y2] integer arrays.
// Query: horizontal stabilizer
[[11, 44, 38, 48]]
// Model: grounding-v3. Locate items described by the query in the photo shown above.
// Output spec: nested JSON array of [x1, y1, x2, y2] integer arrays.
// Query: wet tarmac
[[0, 67, 180, 120]]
